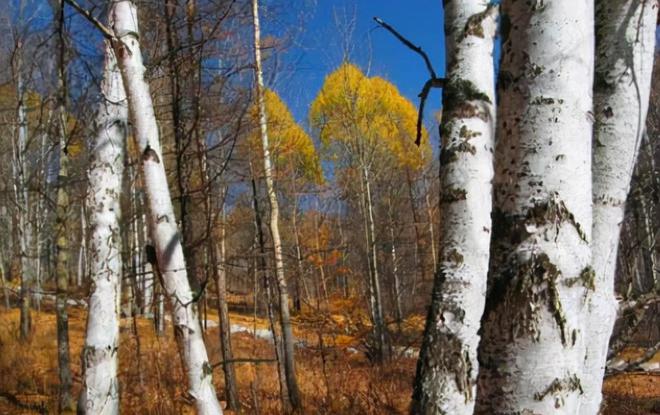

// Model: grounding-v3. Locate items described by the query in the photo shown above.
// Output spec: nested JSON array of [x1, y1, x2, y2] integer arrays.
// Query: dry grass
[[0, 303, 415, 414], [0, 302, 657, 414]]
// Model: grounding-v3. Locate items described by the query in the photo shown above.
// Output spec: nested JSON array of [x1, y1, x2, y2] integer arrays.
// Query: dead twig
[[373, 17, 445, 146]]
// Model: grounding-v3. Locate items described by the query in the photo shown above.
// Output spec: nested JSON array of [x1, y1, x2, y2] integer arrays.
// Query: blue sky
[[266, 0, 446, 131]]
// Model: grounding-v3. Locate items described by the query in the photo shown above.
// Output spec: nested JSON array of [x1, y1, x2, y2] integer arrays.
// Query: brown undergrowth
[[0, 301, 656, 414]]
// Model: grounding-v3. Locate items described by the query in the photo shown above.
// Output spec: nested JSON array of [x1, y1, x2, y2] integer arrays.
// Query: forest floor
[[0, 298, 658, 414]]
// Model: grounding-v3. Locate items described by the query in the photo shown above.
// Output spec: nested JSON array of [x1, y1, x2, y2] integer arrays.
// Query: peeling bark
[[583, 1, 658, 413], [411, 2, 497, 414], [79, 21, 126, 414], [110, 2, 222, 413], [475, 0, 594, 413]]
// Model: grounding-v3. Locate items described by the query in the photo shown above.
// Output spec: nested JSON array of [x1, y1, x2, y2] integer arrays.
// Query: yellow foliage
[[248, 89, 323, 184], [309, 63, 431, 170]]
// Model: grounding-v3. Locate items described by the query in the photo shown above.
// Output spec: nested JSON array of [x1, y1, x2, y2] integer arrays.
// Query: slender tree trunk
[[110, 2, 222, 413], [313, 201, 328, 305], [337, 204, 349, 298], [475, 1, 594, 413], [13, 57, 32, 341], [411, 4, 497, 414], [0, 250, 9, 309], [54, 3, 73, 409], [78, 203, 87, 288], [34, 129, 47, 307], [251, 0, 301, 410], [164, 0, 201, 295], [582, 2, 657, 413], [79, 23, 126, 415], [142, 212, 155, 314], [291, 196, 304, 313], [362, 165, 388, 362], [423, 174, 437, 276], [250, 173, 289, 410], [387, 197, 403, 326], [405, 170, 425, 291], [213, 199, 240, 411]]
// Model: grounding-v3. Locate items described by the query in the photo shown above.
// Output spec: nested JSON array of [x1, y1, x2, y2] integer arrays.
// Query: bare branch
[[373, 17, 445, 146], [373, 16, 437, 79], [63, 0, 114, 40]]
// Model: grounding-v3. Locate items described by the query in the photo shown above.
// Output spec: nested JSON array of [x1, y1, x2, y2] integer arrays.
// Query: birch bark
[[410, 3, 497, 413], [583, 1, 658, 413], [13, 64, 32, 340], [251, 0, 301, 410], [79, 24, 126, 415], [110, 1, 222, 413], [475, 1, 594, 413]]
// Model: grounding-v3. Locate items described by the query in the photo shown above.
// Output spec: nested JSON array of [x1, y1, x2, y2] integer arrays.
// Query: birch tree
[[251, 0, 302, 410], [310, 63, 431, 362], [12, 37, 33, 341], [79, 16, 126, 414], [410, 2, 497, 413], [582, 1, 658, 413], [110, 1, 222, 413], [475, 0, 594, 413]]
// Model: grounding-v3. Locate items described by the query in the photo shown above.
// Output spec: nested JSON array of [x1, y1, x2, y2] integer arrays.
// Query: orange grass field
[[0, 302, 657, 414]]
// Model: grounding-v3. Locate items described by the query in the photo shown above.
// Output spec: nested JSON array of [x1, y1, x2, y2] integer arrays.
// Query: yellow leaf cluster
[[309, 63, 431, 170], [248, 89, 323, 184]]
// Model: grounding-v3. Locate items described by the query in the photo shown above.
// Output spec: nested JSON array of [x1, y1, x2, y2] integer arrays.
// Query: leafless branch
[[63, 0, 114, 40], [373, 17, 445, 146]]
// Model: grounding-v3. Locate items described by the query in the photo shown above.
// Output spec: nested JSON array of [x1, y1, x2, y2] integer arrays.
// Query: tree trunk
[[110, 2, 222, 413], [291, 196, 304, 313], [411, 3, 497, 414], [79, 26, 126, 415], [250, 173, 289, 410], [55, 139, 73, 412], [423, 174, 438, 275], [13, 59, 32, 341], [387, 197, 403, 326], [405, 170, 425, 294], [475, 1, 594, 413], [313, 201, 328, 306], [362, 165, 388, 362], [251, 0, 301, 410], [164, 0, 201, 295], [142, 212, 155, 314], [54, 2, 73, 409], [213, 199, 240, 411], [78, 203, 88, 288], [582, 1, 657, 413], [0, 250, 9, 309]]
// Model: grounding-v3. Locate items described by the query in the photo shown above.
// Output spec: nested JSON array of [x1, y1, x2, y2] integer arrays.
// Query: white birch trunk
[[362, 165, 388, 361], [79, 30, 126, 415], [110, 2, 222, 413], [475, 1, 594, 413], [411, 3, 497, 413], [583, 2, 658, 413], [13, 66, 32, 339], [251, 0, 301, 410]]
